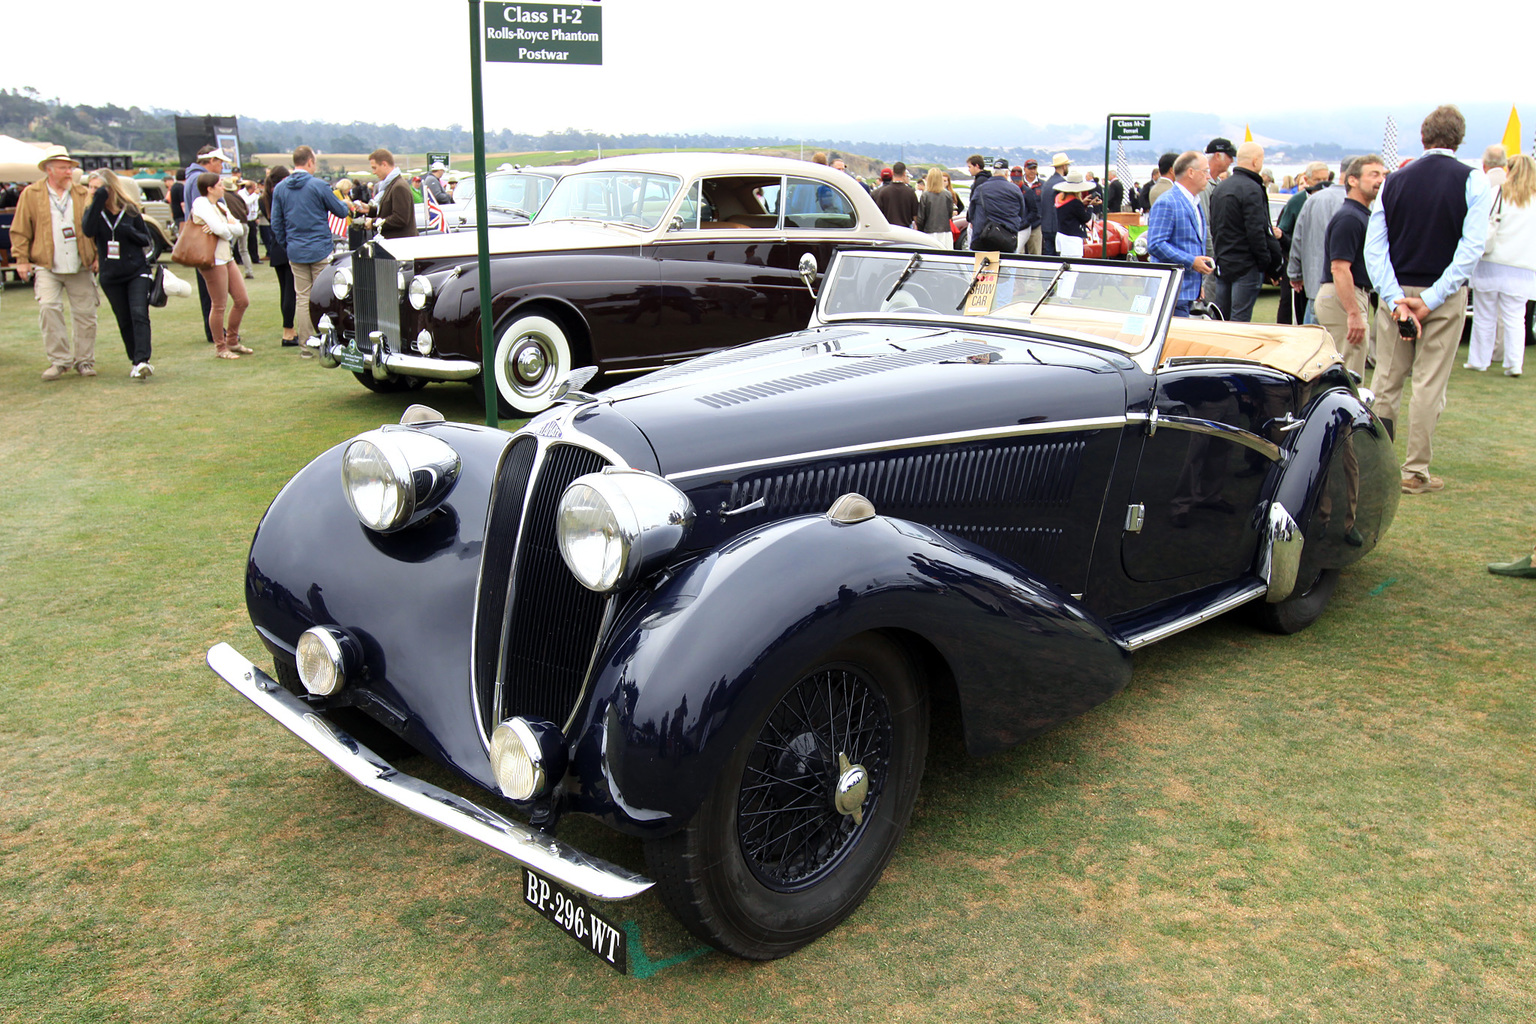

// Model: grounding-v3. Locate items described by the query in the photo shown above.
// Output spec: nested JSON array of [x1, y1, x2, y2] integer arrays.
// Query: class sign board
[[1109, 115, 1151, 142], [485, 2, 603, 64]]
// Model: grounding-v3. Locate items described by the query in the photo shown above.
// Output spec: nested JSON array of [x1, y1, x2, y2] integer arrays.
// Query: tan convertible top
[[1159, 318, 1343, 381], [1023, 304, 1344, 381]]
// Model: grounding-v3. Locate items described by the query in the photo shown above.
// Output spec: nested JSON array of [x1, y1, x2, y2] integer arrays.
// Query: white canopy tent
[[0, 135, 51, 183]]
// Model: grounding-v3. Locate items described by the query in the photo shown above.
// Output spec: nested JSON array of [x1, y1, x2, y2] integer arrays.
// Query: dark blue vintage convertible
[[210, 248, 1398, 968]]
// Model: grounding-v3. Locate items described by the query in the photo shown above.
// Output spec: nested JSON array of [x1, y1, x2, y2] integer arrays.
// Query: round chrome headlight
[[414, 329, 433, 355], [341, 427, 461, 533], [407, 275, 434, 310], [1132, 233, 1149, 257], [556, 469, 695, 592], [332, 267, 353, 301]]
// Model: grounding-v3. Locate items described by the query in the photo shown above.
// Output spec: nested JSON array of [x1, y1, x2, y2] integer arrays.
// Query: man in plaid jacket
[[1146, 150, 1216, 316]]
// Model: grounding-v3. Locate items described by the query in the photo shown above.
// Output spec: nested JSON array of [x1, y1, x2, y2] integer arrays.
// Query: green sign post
[[468, 0, 603, 426]]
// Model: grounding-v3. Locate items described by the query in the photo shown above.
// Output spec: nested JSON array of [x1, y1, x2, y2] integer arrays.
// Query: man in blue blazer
[[1146, 150, 1216, 316]]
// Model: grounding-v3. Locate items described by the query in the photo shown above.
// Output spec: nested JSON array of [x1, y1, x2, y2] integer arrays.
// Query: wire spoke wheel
[[737, 666, 891, 890], [644, 633, 927, 959]]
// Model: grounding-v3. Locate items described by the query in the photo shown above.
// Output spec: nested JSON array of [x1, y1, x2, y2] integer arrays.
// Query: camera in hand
[[1395, 315, 1419, 340]]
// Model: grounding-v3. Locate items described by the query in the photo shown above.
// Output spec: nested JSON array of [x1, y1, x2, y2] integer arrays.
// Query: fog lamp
[[415, 329, 433, 355], [295, 626, 356, 696], [489, 717, 568, 801]]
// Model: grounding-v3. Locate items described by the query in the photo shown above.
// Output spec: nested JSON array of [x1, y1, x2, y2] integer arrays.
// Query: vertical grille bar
[[497, 444, 611, 730], [474, 437, 537, 722]]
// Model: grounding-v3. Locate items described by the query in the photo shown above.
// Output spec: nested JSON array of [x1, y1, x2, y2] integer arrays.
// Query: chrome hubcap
[[514, 340, 547, 384]]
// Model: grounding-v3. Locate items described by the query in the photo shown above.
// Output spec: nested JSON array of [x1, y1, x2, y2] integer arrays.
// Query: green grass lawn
[[0, 268, 1532, 1022]]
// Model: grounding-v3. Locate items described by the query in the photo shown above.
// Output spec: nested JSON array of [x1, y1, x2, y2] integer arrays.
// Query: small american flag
[[1115, 141, 1132, 210], [328, 211, 348, 238], [1383, 116, 1399, 170], [425, 190, 448, 233]]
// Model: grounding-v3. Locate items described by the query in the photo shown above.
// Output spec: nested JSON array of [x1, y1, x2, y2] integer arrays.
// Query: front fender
[[1265, 387, 1398, 599], [566, 512, 1132, 836]]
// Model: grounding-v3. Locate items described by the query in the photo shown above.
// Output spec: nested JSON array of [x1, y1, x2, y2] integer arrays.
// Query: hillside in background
[[4, 88, 1521, 172]]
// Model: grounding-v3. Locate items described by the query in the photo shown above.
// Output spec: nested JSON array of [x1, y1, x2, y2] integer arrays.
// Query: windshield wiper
[[884, 252, 923, 303], [953, 253, 996, 311], [1030, 262, 1072, 316], [489, 204, 532, 218]]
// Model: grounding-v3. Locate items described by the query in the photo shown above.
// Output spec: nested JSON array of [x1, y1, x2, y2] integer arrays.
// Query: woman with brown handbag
[[188, 173, 252, 359]]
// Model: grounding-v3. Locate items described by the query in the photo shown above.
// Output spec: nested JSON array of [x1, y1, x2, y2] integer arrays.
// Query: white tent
[[0, 135, 51, 183]]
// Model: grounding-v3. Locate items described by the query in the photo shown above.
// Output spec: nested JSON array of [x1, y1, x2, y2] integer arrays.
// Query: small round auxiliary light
[[295, 626, 354, 697], [414, 329, 433, 355], [489, 717, 569, 801]]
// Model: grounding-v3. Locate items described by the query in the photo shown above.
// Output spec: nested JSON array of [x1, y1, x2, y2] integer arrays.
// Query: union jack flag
[[327, 211, 348, 238], [425, 190, 448, 233]]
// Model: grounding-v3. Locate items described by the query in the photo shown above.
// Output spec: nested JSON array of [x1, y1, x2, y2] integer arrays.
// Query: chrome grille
[[351, 252, 401, 352], [476, 439, 611, 736]]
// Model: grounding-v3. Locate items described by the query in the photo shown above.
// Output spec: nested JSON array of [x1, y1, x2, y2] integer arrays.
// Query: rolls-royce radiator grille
[[476, 439, 611, 736], [351, 253, 401, 352]]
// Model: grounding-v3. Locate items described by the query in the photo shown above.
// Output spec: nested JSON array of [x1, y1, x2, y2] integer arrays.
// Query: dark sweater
[[1380, 153, 1472, 287], [1055, 196, 1091, 239], [82, 188, 151, 283]]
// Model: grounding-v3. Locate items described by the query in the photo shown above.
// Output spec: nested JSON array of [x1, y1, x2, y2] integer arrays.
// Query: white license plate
[[522, 868, 628, 973]]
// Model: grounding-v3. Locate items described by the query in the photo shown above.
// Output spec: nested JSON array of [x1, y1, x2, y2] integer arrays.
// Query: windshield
[[819, 249, 1175, 353], [532, 171, 682, 230]]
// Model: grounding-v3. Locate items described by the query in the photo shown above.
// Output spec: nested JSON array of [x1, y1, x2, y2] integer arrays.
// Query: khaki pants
[[34, 267, 98, 370], [1019, 226, 1042, 255], [1372, 285, 1466, 481], [291, 258, 331, 343], [1315, 282, 1370, 379]]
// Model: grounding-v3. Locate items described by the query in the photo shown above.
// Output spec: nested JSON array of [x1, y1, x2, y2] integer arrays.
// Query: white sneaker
[[129, 364, 142, 379], [138, 362, 154, 379], [1505, 368, 1522, 377]]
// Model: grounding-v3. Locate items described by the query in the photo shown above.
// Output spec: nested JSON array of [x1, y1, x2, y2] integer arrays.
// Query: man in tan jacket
[[11, 146, 100, 379]]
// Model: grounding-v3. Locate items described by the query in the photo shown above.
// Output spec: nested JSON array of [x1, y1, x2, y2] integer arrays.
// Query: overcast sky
[[11, 0, 1530, 146]]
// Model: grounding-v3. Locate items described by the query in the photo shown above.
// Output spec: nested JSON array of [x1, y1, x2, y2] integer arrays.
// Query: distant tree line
[[2, 88, 1358, 171]]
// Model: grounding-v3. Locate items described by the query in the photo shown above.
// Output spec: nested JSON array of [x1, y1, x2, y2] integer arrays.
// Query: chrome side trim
[[208, 643, 653, 901], [1118, 582, 1268, 651], [1126, 412, 1283, 462], [665, 416, 1128, 485]]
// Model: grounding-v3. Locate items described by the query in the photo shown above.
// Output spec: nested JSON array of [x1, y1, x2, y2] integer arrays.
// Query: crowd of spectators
[[4, 108, 1530, 511]]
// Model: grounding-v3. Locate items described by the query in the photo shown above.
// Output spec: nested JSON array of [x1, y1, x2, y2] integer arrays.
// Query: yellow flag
[[1502, 106, 1522, 157], [1244, 124, 1254, 143]]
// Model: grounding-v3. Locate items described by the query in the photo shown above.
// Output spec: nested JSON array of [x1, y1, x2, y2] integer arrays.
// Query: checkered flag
[[1115, 141, 1132, 210], [1383, 116, 1399, 170]]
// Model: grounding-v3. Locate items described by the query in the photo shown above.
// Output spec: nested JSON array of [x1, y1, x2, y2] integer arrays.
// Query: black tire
[[643, 633, 928, 959], [271, 658, 417, 762], [1251, 567, 1340, 635], [144, 233, 166, 264], [490, 311, 573, 416], [352, 370, 428, 394]]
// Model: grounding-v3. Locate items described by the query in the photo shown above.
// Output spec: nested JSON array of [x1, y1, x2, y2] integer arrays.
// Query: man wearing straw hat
[[9, 145, 100, 380]]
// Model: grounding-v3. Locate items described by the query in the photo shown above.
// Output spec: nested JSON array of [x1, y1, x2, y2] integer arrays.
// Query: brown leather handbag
[[171, 217, 217, 269]]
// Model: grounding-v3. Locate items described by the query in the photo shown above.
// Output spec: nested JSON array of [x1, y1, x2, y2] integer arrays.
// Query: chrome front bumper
[[318, 329, 481, 381], [207, 643, 653, 901]]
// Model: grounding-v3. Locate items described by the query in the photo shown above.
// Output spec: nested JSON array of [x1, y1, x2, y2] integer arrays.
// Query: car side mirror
[[798, 252, 819, 295], [669, 215, 684, 232]]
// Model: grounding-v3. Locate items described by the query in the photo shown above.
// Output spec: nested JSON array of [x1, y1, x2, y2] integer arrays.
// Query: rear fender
[[1262, 388, 1398, 600], [566, 512, 1132, 836]]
